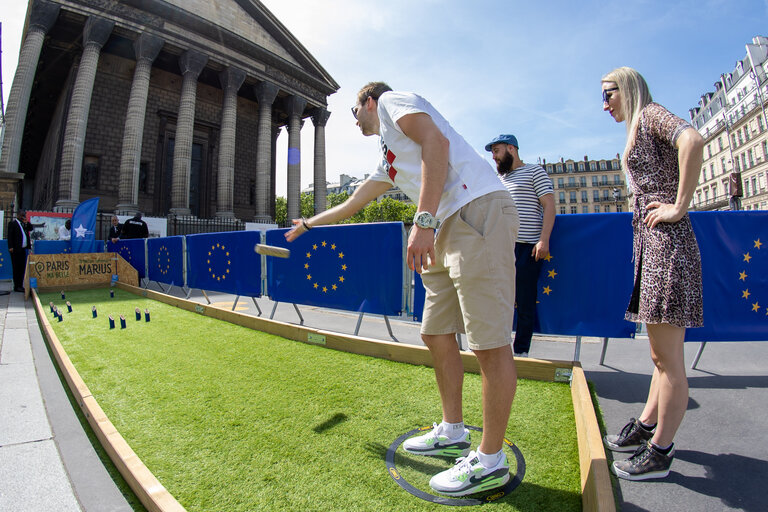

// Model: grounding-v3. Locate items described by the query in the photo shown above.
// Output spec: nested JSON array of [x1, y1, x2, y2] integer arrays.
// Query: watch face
[[415, 212, 434, 228]]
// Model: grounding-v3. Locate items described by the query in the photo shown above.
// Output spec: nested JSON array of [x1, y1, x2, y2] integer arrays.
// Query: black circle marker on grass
[[385, 425, 525, 506]]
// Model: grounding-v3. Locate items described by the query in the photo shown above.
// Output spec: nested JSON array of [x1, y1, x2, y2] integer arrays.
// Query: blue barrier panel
[[686, 211, 768, 341], [410, 213, 636, 338], [186, 231, 261, 297], [108, 239, 146, 279], [413, 271, 425, 322], [32, 240, 72, 254], [0, 240, 11, 280], [147, 236, 185, 287], [266, 223, 404, 315], [536, 213, 636, 338]]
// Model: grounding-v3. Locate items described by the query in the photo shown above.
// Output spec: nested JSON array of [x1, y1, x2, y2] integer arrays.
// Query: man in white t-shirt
[[286, 82, 520, 497]]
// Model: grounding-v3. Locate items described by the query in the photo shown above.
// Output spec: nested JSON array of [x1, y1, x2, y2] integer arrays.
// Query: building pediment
[[56, 0, 339, 100]]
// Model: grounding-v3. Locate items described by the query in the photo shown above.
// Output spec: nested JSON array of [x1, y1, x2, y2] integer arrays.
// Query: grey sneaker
[[612, 441, 674, 481], [603, 418, 654, 452], [514, 352, 529, 358]]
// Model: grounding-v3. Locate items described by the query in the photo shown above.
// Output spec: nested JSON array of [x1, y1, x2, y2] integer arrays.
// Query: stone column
[[0, 1, 60, 176], [169, 50, 208, 216], [116, 33, 164, 214], [55, 16, 114, 210], [270, 124, 281, 221], [215, 67, 246, 218], [285, 96, 307, 222], [311, 108, 331, 214], [253, 81, 279, 222]]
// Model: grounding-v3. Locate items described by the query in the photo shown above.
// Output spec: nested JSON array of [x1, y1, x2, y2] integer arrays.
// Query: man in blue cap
[[486, 135, 555, 357]]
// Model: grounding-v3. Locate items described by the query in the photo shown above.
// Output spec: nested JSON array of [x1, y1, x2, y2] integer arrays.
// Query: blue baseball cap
[[485, 134, 519, 151]]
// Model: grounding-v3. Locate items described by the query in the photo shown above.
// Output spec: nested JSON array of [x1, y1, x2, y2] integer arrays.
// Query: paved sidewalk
[[0, 287, 131, 512], [1, 283, 766, 511]]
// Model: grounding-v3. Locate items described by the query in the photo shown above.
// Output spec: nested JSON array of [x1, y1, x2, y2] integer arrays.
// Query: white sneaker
[[429, 450, 510, 496], [402, 422, 471, 457], [514, 352, 529, 358]]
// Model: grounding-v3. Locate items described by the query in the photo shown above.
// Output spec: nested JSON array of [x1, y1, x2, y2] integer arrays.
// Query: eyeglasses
[[351, 96, 369, 119], [602, 87, 619, 104]]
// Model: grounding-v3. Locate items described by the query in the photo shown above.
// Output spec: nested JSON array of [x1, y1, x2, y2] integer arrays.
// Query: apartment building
[[542, 155, 629, 214], [690, 36, 768, 211]]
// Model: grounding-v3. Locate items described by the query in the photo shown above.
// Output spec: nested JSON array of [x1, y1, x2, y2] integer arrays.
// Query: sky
[[2, 0, 768, 197]]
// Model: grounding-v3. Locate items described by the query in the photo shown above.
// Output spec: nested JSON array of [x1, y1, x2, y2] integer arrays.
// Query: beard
[[496, 151, 515, 174]]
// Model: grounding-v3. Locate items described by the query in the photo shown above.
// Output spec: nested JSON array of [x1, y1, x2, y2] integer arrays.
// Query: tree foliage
[[274, 192, 414, 226]]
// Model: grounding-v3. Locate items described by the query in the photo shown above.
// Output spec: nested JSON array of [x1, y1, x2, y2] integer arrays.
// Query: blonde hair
[[602, 67, 653, 169]]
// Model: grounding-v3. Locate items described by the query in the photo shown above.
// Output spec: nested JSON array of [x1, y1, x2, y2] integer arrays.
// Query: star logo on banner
[[207, 243, 231, 281], [156, 245, 171, 276], [74, 224, 87, 238], [738, 237, 765, 316], [305, 239, 346, 293]]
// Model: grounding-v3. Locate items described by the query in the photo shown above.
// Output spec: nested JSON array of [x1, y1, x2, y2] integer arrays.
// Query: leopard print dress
[[624, 102, 704, 328]]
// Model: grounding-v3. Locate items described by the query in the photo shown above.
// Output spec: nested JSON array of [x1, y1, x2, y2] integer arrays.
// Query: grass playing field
[[40, 288, 581, 511]]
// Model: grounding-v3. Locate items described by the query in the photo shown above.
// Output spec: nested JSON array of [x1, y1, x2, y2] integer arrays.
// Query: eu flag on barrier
[[186, 231, 261, 296], [535, 213, 636, 338], [0, 240, 11, 280], [266, 222, 404, 315], [147, 236, 184, 286], [70, 198, 100, 253], [686, 211, 768, 341], [108, 239, 146, 278]]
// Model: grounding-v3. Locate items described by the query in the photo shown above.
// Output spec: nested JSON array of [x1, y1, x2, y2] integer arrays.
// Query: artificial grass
[[40, 289, 581, 512]]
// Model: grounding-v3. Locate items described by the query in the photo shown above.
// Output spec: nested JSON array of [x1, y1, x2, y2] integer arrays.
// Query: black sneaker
[[603, 418, 654, 452], [612, 441, 674, 481]]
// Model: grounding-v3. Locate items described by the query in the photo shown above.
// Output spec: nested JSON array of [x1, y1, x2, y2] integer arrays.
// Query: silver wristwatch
[[413, 211, 440, 229]]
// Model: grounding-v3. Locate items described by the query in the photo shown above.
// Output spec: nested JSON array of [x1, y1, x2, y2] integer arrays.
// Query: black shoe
[[612, 441, 674, 481], [14, 287, 24, 292], [603, 418, 654, 452]]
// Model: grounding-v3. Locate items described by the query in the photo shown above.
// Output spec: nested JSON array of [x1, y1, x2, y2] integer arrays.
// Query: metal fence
[[1, 208, 248, 241]]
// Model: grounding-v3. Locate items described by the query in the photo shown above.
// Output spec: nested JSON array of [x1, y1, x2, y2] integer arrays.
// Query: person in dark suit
[[7, 210, 31, 292], [108, 215, 122, 242]]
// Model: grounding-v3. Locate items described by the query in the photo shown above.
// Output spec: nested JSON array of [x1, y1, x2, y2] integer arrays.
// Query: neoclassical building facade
[[0, 0, 338, 222]]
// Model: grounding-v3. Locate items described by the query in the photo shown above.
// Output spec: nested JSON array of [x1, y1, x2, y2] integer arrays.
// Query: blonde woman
[[601, 67, 704, 480]]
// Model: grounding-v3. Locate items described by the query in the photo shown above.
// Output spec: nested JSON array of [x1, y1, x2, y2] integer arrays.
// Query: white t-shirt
[[369, 91, 504, 222], [58, 224, 71, 241]]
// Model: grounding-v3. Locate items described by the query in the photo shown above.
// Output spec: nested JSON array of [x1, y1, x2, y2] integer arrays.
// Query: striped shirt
[[498, 163, 553, 243]]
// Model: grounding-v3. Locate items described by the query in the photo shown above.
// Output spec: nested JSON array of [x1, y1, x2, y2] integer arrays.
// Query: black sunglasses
[[351, 96, 370, 119], [602, 87, 619, 104]]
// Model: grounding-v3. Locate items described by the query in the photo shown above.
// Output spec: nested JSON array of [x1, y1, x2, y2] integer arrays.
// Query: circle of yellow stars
[[117, 245, 133, 261], [157, 245, 171, 275], [207, 243, 231, 281], [304, 240, 347, 293], [739, 238, 765, 316]]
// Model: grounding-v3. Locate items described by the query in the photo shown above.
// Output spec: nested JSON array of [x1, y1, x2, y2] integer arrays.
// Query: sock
[[651, 441, 673, 455], [439, 421, 465, 440], [639, 420, 656, 431], [477, 449, 503, 468]]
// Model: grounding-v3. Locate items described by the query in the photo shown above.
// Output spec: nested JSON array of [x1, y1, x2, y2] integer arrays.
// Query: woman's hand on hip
[[644, 202, 684, 229]]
